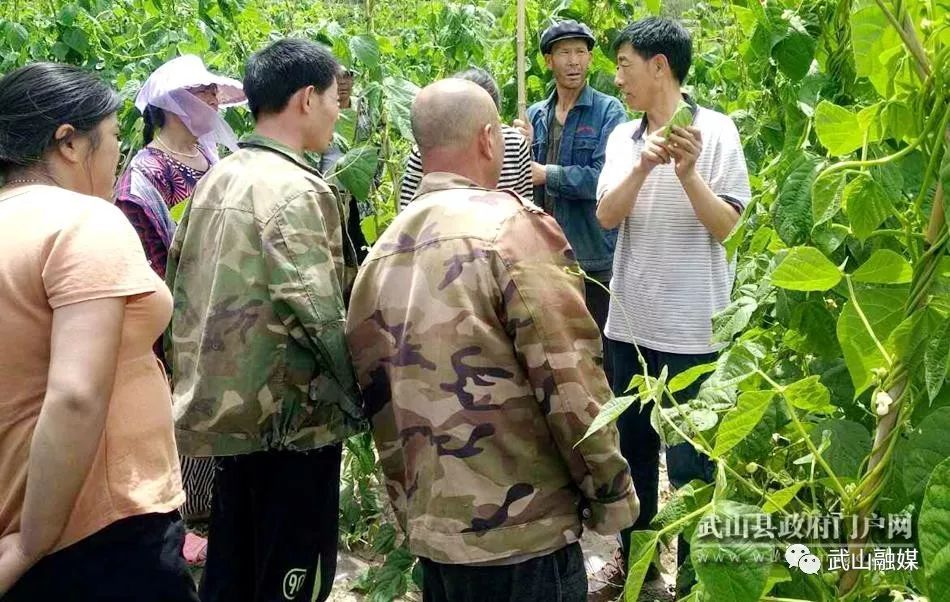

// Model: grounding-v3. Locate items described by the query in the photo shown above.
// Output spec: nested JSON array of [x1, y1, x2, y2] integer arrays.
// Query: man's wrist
[[678, 167, 702, 186]]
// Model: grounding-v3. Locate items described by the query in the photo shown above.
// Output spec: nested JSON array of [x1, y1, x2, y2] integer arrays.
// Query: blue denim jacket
[[528, 85, 626, 276]]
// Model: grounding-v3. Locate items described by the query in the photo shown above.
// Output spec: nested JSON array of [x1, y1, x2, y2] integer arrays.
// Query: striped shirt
[[399, 125, 532, 211], [596, 106, 751, 354]]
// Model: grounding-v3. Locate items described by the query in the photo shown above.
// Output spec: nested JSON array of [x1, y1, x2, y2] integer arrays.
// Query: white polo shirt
[[596, 104, 751, 354]]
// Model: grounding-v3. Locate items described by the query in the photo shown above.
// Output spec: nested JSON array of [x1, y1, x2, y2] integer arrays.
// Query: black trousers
[[607, 339, 716, 575], [420, 542, 586, 602], [585, 279, 613, 384], [199, 445, 343, 602], [3, 512, 198, 602]]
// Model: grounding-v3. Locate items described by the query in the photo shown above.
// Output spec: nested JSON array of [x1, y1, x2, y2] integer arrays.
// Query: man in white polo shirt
[[592, 17, 751, 597]]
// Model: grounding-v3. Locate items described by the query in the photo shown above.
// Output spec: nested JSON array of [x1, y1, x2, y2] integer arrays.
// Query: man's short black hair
[[244, 38, 339, 119], [613, 17, 692, 83]]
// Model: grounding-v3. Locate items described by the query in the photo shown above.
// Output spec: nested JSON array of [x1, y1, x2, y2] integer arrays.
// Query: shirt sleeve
[[115, 198, 167, 279], [596, 125, 629, 202], [494, 209, 639, 535], [709, 117, 752, 210], [260, 189, 357, 392], [398, 148, 424, 212], [44, 200, 157, 308], [515, 132, 534, 200]]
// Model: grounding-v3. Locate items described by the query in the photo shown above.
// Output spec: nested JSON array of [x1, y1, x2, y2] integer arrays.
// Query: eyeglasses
[[186, 84, 218, 96]]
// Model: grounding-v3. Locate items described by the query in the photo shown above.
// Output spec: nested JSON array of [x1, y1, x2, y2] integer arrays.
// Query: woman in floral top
[[115, 55, 244, 281], [113, 55, 245, 565]]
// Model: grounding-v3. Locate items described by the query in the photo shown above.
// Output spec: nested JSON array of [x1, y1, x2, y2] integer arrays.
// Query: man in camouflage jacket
[[346, 79, 637, 602], [166, 39, 364, 602]]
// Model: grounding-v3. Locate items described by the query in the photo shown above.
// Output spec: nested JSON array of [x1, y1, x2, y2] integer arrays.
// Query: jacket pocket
[[572, 136, 597, 165]]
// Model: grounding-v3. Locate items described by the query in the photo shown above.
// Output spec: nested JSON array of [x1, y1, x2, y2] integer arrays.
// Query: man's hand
[[0, 533, 37, 596], [512, 118, 533, 146], [636, 132, 672, 175], [531, 161, 547, 186], [665, 126, 703, 180]]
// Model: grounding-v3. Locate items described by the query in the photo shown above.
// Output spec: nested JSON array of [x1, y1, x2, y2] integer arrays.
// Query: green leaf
[[771, 246, 842, 291], [850, 5, 903, 96], [712, 391, 775, 458], [382, 76, 419, 141], [169, 199, 189, 224], [692, 501, 771, 602], [852, 249, 913, 284], [837, 287, 907, 395], [772, 31, 814, 81], [5, 23, 29, 50], [349, 34, 380, 70], [331, 146, 378, 202], [811, 171, 846, 226], [644, 0, 661, 15], [810, 419, 871, 480], [903, 408, 950, 504], [762, 483, 803, 513], [577, 395, 638, 446], [712, 297, 758, 343], [920, 457, 950, 597], [669, 362, 717, 394], [652, 480, 714, 539], [624, 530, 659, 601], [784, 375, 835, 414], [815, 101, 863, 156], [334, 108, 357, 145], [62, 27, 89, 53], [844, 174, 893, 242], [773, 156, 821, 246], [689, 408, 719, 432], [703, 344, 759, 392], [925, 319, 950, 401]]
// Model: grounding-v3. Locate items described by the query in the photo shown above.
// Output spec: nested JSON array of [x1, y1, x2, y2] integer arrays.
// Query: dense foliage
[[3, 0, 949, 600]]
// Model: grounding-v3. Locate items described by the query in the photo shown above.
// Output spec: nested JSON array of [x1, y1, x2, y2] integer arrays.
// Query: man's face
[[613, 43, 657, 112], [544, 38, 592, 90], [337, 72, 354, 104], [305, 78, 340, 153]]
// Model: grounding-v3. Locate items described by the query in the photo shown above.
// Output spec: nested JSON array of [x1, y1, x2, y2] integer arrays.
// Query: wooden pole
[[516, 0, 527, 120]]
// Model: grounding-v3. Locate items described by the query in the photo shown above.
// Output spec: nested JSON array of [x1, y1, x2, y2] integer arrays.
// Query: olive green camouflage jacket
[[345, 172, 638, 564], [167, 134, 366, 457]]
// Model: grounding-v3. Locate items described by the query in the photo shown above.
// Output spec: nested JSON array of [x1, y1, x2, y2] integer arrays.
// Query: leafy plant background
[[2, 0, 949, 600]]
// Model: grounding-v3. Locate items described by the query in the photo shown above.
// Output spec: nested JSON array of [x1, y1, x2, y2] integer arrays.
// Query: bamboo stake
[[516, 0, 527, 120]]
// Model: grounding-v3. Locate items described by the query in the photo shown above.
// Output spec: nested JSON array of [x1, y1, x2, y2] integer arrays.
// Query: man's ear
[[53, 124, 81, 165], [652, 54, 670, 78], [478, 123, 495, 160], [544, 54, 554, 70], [298, 85, 316, 115]]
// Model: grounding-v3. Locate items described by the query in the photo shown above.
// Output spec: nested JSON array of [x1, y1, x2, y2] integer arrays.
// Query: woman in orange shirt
[[0, 63, 197, 601]]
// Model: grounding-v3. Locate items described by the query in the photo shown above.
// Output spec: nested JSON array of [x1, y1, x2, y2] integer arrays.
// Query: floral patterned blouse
[[115, 145, 215, 280]]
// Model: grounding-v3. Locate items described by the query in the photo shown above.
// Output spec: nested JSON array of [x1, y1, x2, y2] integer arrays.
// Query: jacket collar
[[631, 92, 698, 141], [238, 133, 322, 176], [540, 84, 594, 116], [416, 172, 486, 197]]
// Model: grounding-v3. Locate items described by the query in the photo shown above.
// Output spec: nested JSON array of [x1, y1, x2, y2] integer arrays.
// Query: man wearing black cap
[[518, 20, 626, 382]]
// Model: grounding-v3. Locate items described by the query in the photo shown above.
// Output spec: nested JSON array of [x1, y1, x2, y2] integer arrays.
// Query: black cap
[[540, 20, 596, 54]]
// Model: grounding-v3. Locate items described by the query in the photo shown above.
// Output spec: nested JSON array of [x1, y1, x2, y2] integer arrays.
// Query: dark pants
[[585, 279, 613, 384], [199, 445, 343, 602], [3, 512, 198, 602], [420, 542, 586, 602], [607, 339, 716, 578]]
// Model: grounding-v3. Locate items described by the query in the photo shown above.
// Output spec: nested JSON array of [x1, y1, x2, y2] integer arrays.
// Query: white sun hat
[[135, 55, 246, 152]]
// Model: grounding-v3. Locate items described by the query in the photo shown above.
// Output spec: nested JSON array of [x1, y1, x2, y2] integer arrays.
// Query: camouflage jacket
[[345, 172, 638, 564], [167, 134, 366, 457]]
